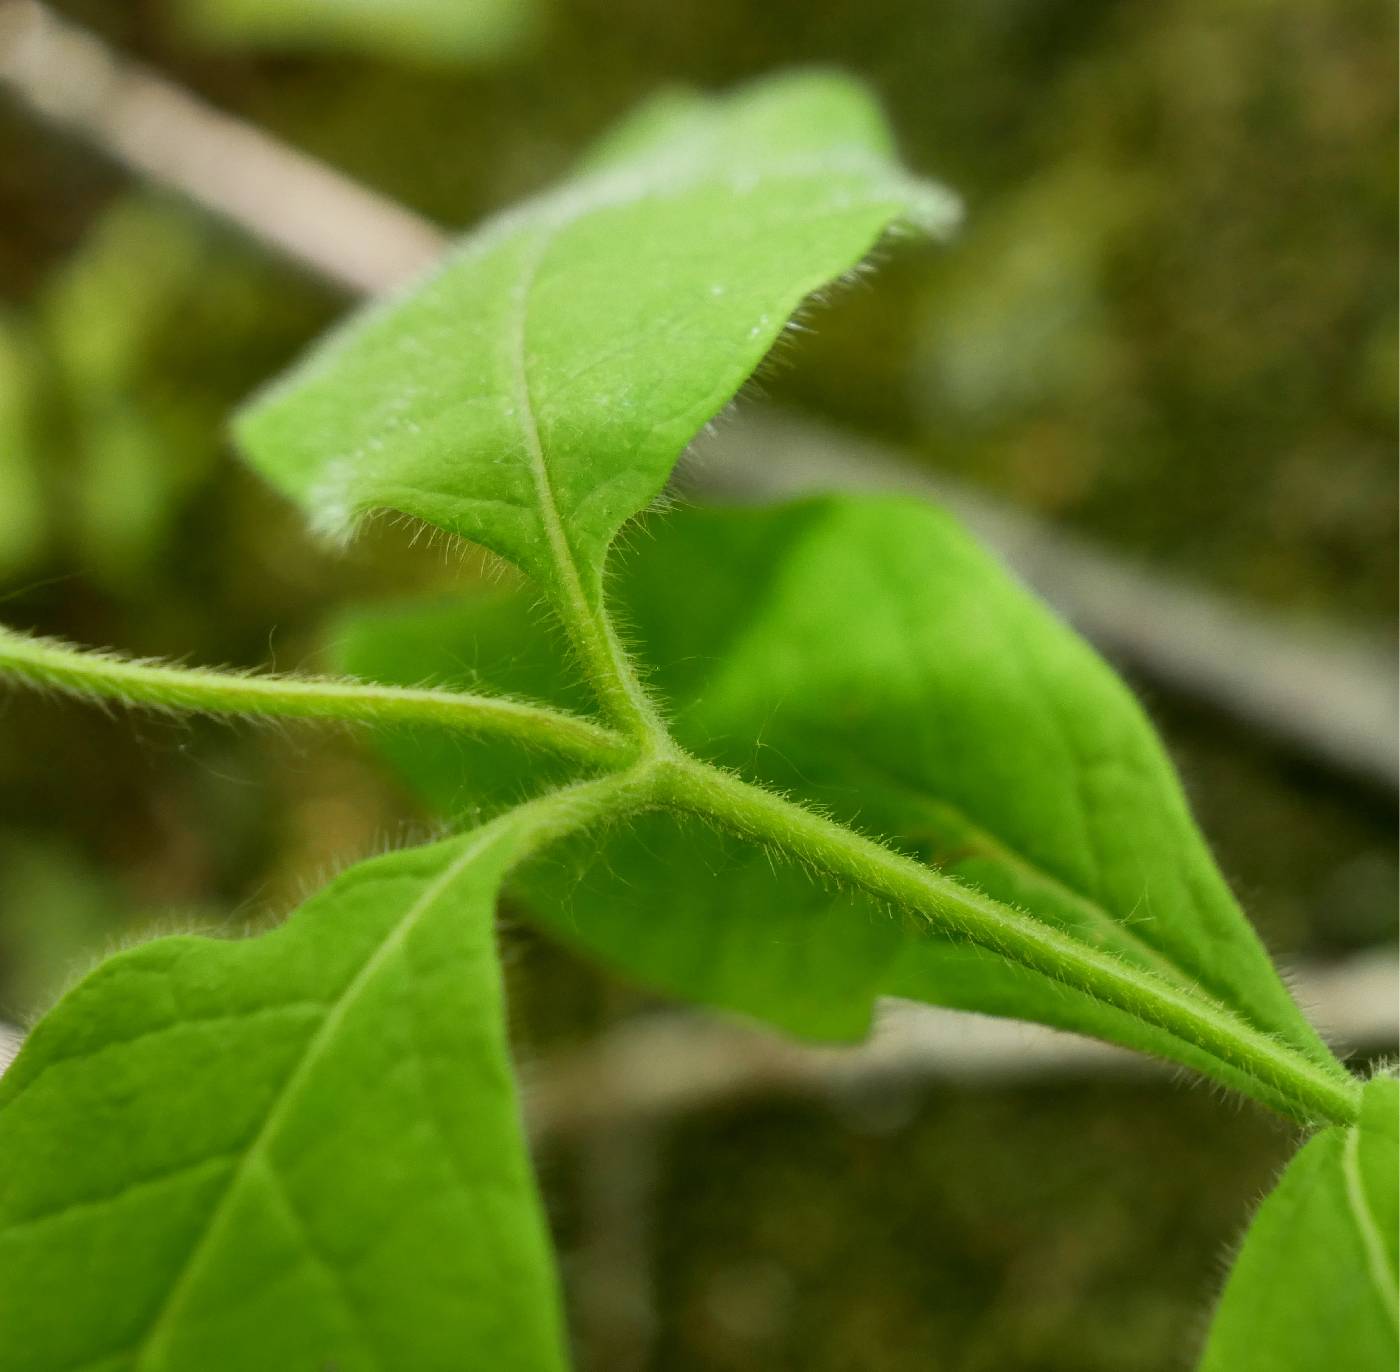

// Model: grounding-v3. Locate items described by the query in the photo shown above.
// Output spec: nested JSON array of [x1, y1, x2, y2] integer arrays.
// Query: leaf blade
[[0, 824, 568, 1372], [235, 74, 957, 612], [1199, 1075, 1398, 1372]]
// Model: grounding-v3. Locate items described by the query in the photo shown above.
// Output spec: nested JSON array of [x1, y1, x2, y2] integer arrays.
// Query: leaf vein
[[129, 829, 501, 1370], [1342, 1117, 1400, 1332], [1, 1152, 237, 1236]]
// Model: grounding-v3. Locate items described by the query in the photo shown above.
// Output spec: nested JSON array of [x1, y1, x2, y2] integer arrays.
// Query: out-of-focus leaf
[[0, 824, 568, 1372], [0, 320, 45, 579], [917, 162, 1142, 417], [1199, 1074, 1398, 1372], [42, 200, 205, 396], [0, 839, 126, 1020], [35, 199, 241, 585], [70, 404, 189, 585]]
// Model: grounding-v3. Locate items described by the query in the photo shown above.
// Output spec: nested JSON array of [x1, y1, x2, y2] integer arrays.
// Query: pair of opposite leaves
[[0, 73, 1392, 1372]]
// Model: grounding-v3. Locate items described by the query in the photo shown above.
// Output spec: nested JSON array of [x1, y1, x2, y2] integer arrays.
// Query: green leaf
[[336, 495, 1338, 1109], [42, 199, 205, 395], [236, 73, 957, 624], [38, 198, 240, 585], [1200, 1074, 1398, 1371], [0, 821, 568, 1372]]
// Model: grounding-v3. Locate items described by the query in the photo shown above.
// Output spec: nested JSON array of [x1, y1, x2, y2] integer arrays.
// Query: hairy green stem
[[497, 758, 670, 857], [561, 591, 666, 744], [0, 624, 631, 769], [656, 756, 1362, 1128], [1, 620, 1360, 1128], [568, 581, 1364, 1127]]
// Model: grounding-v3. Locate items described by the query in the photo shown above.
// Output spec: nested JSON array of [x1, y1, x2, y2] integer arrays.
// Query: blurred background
[[0, 1, 1395, 1368]]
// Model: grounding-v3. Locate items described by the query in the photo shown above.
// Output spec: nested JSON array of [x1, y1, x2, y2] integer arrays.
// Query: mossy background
[[0, 1, 1395, 1368]]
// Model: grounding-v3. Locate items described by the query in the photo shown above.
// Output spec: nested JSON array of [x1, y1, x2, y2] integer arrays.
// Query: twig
[[523, 948, 1399, 1136], [0, 0, 442, 293]]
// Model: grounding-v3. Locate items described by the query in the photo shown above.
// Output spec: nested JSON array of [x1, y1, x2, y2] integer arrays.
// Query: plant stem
[[1, 620, 1362, 1127], [0, 624, 631, 769], [658, 755, 1362, 1128], [561, 590, 667, 744], [501, 759, 670, 855]]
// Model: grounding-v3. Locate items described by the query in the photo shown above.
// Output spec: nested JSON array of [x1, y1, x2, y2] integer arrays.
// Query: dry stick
[[0, 0, 1393, 787], [0, 0, 442, 293], [527, 947, 1399, 1137]]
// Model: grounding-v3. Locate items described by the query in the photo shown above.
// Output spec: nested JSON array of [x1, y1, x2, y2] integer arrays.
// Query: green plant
[[0, 72, 1393, 1372]]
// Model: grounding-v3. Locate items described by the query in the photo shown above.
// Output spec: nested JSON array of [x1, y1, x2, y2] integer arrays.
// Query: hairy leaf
[[1200, 1074, 1398, 1371], [236, 73, 957, 622], [0, 822, 567, 1372], [338, 496, 1337, 1107]]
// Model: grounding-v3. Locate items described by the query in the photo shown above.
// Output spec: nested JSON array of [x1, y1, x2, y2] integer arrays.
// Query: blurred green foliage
[[0, 321, 43, 577], [905, 2, 1396, 621], [13, 0, 1384, 616], [175, 0, 541, 65], [0, 1, 1394, 1367], [0, 195, 335, 598]]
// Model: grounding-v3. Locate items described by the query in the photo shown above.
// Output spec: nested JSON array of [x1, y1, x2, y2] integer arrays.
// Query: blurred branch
[[2, 951, 1394, 1123], [0, 0, 442, 293], [524, 949, 1400, 1136], [690, 411, 1400, 789], [0, 0, 1395, 788]]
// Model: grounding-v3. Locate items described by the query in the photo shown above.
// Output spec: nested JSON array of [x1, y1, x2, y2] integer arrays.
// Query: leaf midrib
[[661, 546, 1203, 999], [821, 748, 1197, 992], [1342, 1113, 1400, 1333], [507, 224, 598, 631]]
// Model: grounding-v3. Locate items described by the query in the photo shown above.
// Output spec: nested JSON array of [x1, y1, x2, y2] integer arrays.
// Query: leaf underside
[[0, 823, 567, 1372], [337, 496, 1337, 1111], [1199, 1074, 1398, 1372], [234, 72, 958, 613]]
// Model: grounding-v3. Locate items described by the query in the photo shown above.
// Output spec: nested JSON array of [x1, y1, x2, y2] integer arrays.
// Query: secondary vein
[[132, 824, 504, 1369], [133, 769, 652, 1369]]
